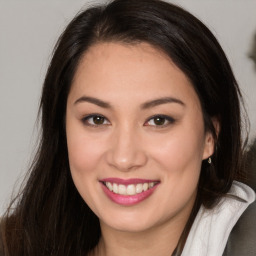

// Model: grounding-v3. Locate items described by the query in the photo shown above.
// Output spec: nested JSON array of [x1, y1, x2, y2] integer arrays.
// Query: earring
[[208, 157, 212, 164]]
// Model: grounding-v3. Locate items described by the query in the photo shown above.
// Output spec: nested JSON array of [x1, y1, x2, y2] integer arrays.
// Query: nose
[[106, 126, 147, 172]]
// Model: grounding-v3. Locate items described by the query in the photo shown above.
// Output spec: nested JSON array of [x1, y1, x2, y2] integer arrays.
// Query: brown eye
[[145, 115, 175, 127], [153, 117, 166, 126], [82, 114, 110, 126], [93, 116, 105, 125]]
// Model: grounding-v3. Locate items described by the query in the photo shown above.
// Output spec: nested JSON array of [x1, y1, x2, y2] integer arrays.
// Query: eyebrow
[[74, 96, 185, 109], [141, 97, 185, 109], [74, 96, 112, 108]]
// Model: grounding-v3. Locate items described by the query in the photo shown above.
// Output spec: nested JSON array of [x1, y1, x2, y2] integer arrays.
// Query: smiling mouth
[[102, 181, 159, 196]]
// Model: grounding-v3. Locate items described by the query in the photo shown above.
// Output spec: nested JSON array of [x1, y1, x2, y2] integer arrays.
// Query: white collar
[[181, 181, 256, 256]]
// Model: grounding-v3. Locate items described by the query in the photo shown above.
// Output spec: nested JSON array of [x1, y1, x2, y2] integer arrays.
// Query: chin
[[99, 209, 164, 233]]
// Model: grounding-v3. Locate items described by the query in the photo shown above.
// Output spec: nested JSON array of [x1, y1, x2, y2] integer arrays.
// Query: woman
[[1, 0, 255, 255]]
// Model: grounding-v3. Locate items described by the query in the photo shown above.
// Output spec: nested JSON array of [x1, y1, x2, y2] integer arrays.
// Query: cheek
[[66, 125, 105, 213], [147, 127, 204, 214], [146, 120, 205, 210], [149, 127, 205, 173], [66, 119, 104, 179], [67, 136, 103, 177]]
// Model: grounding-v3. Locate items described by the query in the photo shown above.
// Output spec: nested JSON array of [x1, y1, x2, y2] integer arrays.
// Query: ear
[[202, 117, 220, 160]]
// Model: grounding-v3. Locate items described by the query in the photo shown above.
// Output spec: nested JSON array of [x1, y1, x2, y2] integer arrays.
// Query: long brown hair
[[1, 0, 247, 255]]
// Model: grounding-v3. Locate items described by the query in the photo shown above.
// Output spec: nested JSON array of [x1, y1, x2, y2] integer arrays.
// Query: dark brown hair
[[1, 0, 247, 255]]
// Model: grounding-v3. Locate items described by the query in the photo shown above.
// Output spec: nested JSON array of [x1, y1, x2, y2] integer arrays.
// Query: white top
[[181, 181, 256, 256]]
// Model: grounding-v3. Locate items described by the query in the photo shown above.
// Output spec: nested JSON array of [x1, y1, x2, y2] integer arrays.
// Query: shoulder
[[223, 199, 256, 256]]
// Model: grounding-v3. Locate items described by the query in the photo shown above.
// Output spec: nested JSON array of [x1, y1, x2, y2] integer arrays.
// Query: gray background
[[1, 0, 256, 215]]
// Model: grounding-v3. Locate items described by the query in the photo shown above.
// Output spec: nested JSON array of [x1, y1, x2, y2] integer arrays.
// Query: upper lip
[[100, 178, 160, 185]]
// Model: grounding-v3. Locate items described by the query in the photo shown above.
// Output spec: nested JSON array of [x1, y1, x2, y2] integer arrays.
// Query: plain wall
[[1, 0, 256, 215]]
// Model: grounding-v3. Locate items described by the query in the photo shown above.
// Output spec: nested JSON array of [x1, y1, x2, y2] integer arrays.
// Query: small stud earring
[[208, 157, 212, 164]]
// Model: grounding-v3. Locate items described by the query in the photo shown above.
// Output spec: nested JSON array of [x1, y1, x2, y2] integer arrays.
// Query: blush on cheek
[[67, 139, 103, 177]]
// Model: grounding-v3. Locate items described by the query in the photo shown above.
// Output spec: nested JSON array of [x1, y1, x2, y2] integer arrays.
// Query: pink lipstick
[[100, 178, 160, 206]]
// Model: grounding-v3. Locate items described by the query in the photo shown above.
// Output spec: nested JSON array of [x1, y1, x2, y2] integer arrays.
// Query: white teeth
[[113, 183, 118, 194], [136, 183, 143, 194], [105, 182, 157, 195], [149, 182, 154, 188], [106, 182, 113, 191], [143, 183, 149, 191], [127, 184, 136, 195], [118, 184, 127, 195]]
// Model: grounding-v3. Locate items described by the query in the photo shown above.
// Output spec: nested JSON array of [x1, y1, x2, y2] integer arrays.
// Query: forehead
[[69, 42, 200, 109], [75, 42, 177, 82]]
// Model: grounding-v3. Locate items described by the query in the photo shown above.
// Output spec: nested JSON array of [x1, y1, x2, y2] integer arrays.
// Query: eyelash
[[81, 114, 175, 128], [144, 114, 175, 128], [81, 114, 110, 127]]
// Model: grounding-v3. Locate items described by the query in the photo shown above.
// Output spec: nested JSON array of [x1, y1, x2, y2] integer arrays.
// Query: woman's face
[[66, 42, 214, 233]]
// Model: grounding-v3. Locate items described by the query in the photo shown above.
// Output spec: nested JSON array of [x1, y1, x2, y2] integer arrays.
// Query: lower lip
[[101, 183, 159, 206]]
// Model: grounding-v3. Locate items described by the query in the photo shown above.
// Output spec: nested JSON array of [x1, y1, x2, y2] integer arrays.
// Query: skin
[[66, 42, 215, 256]]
